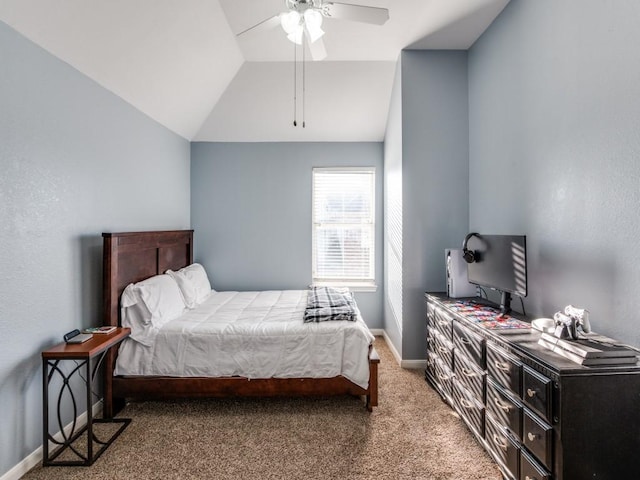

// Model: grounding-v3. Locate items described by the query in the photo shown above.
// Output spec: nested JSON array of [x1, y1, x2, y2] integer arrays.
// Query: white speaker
[[445, 249, 477, 298]]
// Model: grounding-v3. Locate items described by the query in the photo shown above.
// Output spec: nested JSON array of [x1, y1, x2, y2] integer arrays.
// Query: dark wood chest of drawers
[[425, 292, 640, 480]]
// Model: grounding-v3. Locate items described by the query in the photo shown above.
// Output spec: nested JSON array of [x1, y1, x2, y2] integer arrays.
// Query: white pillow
[[130, 274, 186, 327], [166, 263, 213, 308], [120, 284, 155, 346]]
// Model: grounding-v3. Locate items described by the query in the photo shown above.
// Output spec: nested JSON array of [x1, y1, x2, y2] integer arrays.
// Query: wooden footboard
[[366, 347, 380, 411], [102, 230, 380, 417]]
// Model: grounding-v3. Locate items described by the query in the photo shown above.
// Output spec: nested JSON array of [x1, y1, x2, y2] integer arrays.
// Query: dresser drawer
[[523, 409, 553, 471], [520, 448, 550, 480], [487, 342, 522, 395], [428, 329, 454, 368], [452, 379, 485, 439], [453, 321, 485, 368], [486, 413, 520, 480], [430, 305, 454, 340], [522, 366, 552, 422], [454, 349, 486, 403], [427, 355, 454, 400], [486, 377, 522, 439]]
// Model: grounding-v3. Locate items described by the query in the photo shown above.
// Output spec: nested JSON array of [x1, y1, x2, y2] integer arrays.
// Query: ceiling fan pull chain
[[293, 42, 297, 127]]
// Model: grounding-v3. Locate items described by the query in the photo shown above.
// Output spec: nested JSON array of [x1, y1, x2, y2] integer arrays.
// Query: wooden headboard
[[102, 230, 194, 327]]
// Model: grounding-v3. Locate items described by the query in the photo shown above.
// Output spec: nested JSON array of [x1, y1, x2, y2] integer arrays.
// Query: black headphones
[[462, 232, 480, 263]]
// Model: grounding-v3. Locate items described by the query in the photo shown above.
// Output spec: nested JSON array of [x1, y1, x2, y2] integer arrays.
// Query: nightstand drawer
[[487, 342, 522, 395], [523, 409, 553, 471], [453, 321, 485, 368]]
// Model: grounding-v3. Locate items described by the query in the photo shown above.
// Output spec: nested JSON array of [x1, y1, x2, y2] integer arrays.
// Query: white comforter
[[115, 290, 375, 389]]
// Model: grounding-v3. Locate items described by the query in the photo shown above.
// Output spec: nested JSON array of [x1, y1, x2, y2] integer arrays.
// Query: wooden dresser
[[425, 292, 640, 480]]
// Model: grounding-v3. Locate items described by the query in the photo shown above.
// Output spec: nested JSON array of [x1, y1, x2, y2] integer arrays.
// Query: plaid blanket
[[304, 286, 357, 323]]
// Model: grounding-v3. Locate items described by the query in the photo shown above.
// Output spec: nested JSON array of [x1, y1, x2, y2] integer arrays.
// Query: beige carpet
[[24, 337, 501, 479]]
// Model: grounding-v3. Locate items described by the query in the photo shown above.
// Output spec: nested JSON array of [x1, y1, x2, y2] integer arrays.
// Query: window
[[312, 167, 376, 289]]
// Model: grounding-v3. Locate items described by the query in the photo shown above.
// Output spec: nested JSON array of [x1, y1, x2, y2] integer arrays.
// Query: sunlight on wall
[[386, 168, 403, 333]]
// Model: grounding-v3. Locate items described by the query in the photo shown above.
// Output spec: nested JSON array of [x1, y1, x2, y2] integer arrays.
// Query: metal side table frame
[[42, 328, 131, 466]]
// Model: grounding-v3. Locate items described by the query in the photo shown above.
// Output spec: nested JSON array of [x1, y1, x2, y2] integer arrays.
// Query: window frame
[[311, 166, 376, 292]]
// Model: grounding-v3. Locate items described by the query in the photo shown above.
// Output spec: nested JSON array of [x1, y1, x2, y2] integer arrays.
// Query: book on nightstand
[[83, 326, 117, 334]]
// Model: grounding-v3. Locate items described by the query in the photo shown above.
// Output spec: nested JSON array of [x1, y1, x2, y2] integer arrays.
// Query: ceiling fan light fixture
[[303, 9, 324, 43], [280, 11, 301, 35]]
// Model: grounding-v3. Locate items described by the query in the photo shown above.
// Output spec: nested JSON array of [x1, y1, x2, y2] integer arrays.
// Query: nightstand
[[42, 327, 131, 466]]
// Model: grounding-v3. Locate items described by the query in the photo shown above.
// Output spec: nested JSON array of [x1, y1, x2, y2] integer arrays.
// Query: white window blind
[[312, 167, 375, 287]]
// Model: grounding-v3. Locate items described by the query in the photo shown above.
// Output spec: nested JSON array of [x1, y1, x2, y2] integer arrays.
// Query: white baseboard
[[380, 330, 402, 365], [401, 359, 428, 370], [0, 401, 102, 480], [374, 329, 427, 370], [0, 447, 42, 480]]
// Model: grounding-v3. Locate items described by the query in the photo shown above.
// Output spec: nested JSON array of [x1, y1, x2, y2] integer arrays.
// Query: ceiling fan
[[237, 0, 390, 61]]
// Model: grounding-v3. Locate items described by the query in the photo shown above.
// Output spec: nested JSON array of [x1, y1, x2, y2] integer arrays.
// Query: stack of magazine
[[446, 300, 532, 334], [538, 333, 638, 366]]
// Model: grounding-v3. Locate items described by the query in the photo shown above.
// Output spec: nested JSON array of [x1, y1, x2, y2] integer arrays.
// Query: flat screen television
[[465, 234, 527, 314]]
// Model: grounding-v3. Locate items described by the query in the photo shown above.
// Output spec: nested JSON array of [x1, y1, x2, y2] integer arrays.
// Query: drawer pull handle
[[493, 397, 511, 412], [460, 398, 474, 409], [461, 367, 478, 378], [527, 432, 539, 442], [526, 388, 537, 398], [493, 434, 508, 451], [495, 361, 511, 372], [460, 337, 472, 345], [525, 477, 536, 480]]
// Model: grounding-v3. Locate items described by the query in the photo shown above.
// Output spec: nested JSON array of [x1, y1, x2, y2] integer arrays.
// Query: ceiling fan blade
[[307, 35, 327, 61], [322, 2, 389, 25], [236, 14, 281, 37]]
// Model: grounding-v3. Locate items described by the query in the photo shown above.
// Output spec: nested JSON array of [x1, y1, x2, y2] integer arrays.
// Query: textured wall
[[469, 0, 640, 345], [190, 142, 384, 328], [0, 23, 190, 477], [400, 51, 470, 360]]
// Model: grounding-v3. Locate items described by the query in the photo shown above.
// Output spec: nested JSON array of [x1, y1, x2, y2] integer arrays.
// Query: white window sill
[[311, 282, 378, 293]]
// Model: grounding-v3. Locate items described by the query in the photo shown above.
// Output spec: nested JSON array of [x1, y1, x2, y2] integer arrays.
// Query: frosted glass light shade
[[280, 11, 301, 34], [304, 9, 324, 43]]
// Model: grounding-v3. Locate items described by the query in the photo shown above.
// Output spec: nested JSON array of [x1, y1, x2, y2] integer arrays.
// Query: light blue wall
[[0, 22, 190, 477], [401, 50, 470, 360], [383, 59, 404, 356], [469, 0, 640, 345], [191, 142, 384, 328], [382, 51, 470, 361]]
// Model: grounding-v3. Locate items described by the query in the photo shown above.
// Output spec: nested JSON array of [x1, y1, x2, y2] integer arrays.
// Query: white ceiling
[[0, 0, 510, 142]]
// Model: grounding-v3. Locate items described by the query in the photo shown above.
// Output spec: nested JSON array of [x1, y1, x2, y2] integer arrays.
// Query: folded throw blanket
[[304, 286, 356, 323]]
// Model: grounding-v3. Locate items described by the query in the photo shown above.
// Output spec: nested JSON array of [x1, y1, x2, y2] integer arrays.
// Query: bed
[[102, 230, 379, 417]]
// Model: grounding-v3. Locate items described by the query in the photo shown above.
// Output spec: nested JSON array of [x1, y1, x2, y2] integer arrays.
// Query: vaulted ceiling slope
[[0, 0, 509, 142]]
